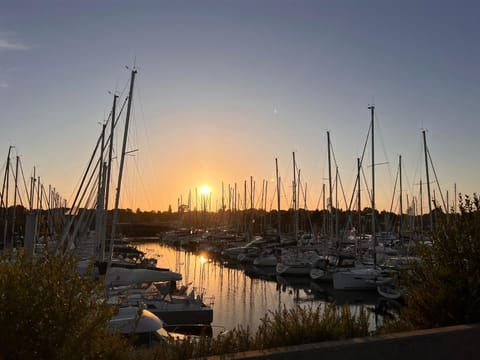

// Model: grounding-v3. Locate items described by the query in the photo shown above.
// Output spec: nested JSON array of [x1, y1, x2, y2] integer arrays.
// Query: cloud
[[0, 33, 28, 50]]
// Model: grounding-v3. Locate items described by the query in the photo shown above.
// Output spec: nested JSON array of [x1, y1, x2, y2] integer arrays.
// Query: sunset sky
[[1, 1, 479, 213]]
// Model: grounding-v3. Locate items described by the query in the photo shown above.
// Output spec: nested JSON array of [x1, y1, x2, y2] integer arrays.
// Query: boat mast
[[264, 179, 268, 231], [1, 146, 12, 249], [250, 176, 254, 236], [95, 123, 106, 261], [368, 105, 377, 268], [335, 166, 339, 243], [292, 151, 298, 243], [304, 182, 307, 209], [275, 158, 281, 237], [103, 94, 117, 260], [399, 155, 403, 238], [221, 181, 225, 218], [297, 169, 301, 210], [454, 182, 457, 213], [322, 183, 326, 236], [243, 179, 247, 237], [357, 157, 361, 248], [419, 179, 423, 235], [422, 130, 433, 229], [233, 183, 237, 212], [327, 131, 333, 243], [11, 155, 19, 247], [109, 69, 137, 264]]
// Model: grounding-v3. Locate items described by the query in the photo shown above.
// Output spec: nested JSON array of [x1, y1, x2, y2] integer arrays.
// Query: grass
[[140, 304, 371, 359]]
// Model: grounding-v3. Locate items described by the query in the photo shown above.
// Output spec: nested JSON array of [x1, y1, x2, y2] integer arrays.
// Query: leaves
[[397, 193, 480, 329], [0, 250, 132, 360]]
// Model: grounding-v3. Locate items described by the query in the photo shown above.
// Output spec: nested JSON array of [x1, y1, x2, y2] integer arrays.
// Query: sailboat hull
[[332, 267, 381, 290]]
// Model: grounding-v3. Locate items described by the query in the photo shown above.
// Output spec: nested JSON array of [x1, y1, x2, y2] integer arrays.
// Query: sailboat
[[253, 158, 282, 267], [109, 306, 198, 347], [275, 152, 321, 276], [333, 105, 387, 290], [58, 69, 182, 286]]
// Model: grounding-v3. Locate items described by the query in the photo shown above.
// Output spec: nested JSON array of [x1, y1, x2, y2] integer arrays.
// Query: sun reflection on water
[[135, 242, 383, 336]]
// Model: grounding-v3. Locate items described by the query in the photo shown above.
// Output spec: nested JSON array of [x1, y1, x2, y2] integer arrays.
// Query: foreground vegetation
[[2, 195, 480, 359], [142, 305, 370, 360], [387, 194, 480, 331], [0, 250, 133, 360]]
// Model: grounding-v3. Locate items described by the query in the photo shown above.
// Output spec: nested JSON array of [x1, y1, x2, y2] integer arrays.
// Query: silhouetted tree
[[398, 194, 480, 329]]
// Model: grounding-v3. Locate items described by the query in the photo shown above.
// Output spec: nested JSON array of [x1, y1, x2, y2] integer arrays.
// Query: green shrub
[[0, 249, 133, 360], [395, 194, 480, 329]]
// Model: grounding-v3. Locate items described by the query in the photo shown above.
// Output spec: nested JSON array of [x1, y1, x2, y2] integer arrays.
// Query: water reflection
[[136, 242, 393, 336]]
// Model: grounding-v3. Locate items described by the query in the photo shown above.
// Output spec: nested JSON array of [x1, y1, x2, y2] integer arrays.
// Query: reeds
[[142, 304, 371, 360]]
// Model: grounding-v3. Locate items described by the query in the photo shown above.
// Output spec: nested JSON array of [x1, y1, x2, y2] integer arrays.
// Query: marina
[[133, 239, 397, 336], [1, 2, 479, 358]]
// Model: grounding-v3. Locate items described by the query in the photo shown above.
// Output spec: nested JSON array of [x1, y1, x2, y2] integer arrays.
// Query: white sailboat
[[333, 105, 388, 290], [109, 306, 194, 347], [108, 281, 214, 329]]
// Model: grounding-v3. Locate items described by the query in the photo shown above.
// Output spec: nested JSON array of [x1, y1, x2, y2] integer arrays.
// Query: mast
[[357, 157, 361, 240], [244, 179, 247, 238], [304, 182, 307, 209], [454, 183, 457, 213], [275, 158, 281, 237], [327, 131, 333, 241], [95, 123, 106, 261], [399, 155, 403, 238], [250, 176, 253, 210], [234, 183, 237, 212], [322, 183, 326, 236], [264, 179, 268, 230], [30, 167, 36, 210], [297, 169, 301, 210], [335, 166, 339, 242], [250, 176, 254, 235], [406, 194, 411, 238], [423, 130, 433, 229], [35, 176, 41, 247], [419, 179, 424, 235], [222, 182, 225, 211], [298, 169, 302, 232], [446, 190, 449, 215], [292, 152, 298, 242], [244, 180, 247, 211], [228, 185, 231, 211], [104, 94, 117, 258], [109, 69, 137, 263], [2, 146, 12, 249], [11, 155, 19, 247], [368, 105, 377, 268]]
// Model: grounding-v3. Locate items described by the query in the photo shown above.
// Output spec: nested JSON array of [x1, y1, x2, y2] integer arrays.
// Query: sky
[[0, 0, 479, 213]]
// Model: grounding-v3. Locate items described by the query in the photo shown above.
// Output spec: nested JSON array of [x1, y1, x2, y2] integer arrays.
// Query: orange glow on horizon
[[200, 185, 211, 196]]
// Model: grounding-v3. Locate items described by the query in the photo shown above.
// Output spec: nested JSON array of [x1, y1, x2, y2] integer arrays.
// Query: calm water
[[135, 242, 387, 336]]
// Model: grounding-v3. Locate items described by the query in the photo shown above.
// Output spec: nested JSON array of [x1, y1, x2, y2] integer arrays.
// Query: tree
[[0, 249, 133, 360], [398, 194, 480, 329]]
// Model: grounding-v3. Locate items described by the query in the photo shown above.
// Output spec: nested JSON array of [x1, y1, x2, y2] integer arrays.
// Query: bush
[[0, 249, 133, 360], [396, 194, 480, 329]]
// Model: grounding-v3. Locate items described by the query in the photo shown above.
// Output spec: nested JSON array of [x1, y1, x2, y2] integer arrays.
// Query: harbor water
[[135, 241, 392, 336]]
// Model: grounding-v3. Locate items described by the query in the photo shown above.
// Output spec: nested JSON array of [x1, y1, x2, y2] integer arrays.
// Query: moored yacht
[[332, 266, 388, 290]]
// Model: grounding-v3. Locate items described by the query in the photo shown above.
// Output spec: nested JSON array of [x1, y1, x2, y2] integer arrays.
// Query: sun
[[200, 185, 211, 196]]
